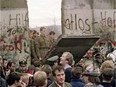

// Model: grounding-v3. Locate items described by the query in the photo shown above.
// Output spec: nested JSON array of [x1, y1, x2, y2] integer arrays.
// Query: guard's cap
[[19, 60, 27, 67], [47, 55, 59, 62]]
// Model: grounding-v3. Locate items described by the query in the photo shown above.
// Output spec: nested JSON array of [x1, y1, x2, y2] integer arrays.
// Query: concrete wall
[[0, 0, 27, 9], [0, 0, 30, 63], [92, 0, 116, 55], [62, 0, 93, 35], [62, 0, 116, 56]]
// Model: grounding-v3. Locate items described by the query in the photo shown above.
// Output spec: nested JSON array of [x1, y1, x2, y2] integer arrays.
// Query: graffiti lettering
[[9, 12, 28, 27], [100, 11, 116, 28], [1, 35, 23, 52], [9, 14, 21, 26], [14, 35, 23, 53], [3, 44, 14, 51], [64, 14, 91, 33], [7, 26, 24, 36]]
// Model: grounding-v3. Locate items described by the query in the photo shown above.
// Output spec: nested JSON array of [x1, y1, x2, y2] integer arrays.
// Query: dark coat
[[47, 78, 52, 87], [70, 78, 85, 87], [0, 76, 7, 87], [100, 82, 112, 87], [65, 67, 71, 83]]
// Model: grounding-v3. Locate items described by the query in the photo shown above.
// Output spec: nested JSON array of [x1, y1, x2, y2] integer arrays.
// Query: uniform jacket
[[70, 78, 85, 87], [30, 38, 38, 62], [35, 35, 50, 59]]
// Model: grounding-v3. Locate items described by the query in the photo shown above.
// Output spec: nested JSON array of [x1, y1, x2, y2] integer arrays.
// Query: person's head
[[33, 30, 38, 37], [52, 65, 65, 86], [7, 72, 23, 86], [47, 55, 59, 68], [3, 58, 8, 68], [19, 60, 27, 73], [49, 31, 56, 38], [71, 66, 83, 79], [94, 53, 103, 63], [107, 53, 116, 63], [77, 59, 85, 67], [41, 64, 52, 78], [34, 71, 47, 87], [22, 73, 30, 86], [82, 71, 100, 85], [60, 52, 74, 66], [7, 61, 16, 72], [102, 68, 114, 82], [40, 27, 46, 36], [100, 60, 114, 74]]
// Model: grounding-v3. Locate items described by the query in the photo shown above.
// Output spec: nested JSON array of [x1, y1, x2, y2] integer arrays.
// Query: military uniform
[[49, 37, 56, 47], [16, 60, 27, 73], [35, 35, 50, 60], [46, 55, 59, 67], [30, 38, 38, 64]]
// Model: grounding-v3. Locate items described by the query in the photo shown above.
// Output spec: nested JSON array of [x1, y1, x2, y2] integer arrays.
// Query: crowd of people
[[0, 26, 116, 87]]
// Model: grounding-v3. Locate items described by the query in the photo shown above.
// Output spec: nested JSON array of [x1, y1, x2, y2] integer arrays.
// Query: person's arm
[[31, 39, 38, 59], [34, 37, 41, 59]]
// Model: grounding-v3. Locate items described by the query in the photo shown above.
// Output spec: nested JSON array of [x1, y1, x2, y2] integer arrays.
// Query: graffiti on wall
[[63, 9, 93, 35], [0, 10, 30, 61], [62, 0, 116, 60], [95, 38, 116, 56], [93, 10, 116, 56], [94, 10, 116, 36], [9, 12, 29, 27], [64, 14, 91, 34]]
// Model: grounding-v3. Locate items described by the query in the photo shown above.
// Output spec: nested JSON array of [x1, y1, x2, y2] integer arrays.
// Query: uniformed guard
[[16, 60, 27, 73], [35, 27, 50, 61], [30, 30, 39, 64], [48, 31, 57, 47], [47, 55, 59, 68]]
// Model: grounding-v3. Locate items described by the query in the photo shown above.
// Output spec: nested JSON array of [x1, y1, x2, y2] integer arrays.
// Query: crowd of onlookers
[[0, 27, 116, 87], [0, 50, 116, 87]]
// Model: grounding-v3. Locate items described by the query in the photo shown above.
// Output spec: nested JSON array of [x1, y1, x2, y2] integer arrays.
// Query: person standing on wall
[[48, 31, 57, 47], [35, 27, 50, 62], [29, 30, 39, 64]]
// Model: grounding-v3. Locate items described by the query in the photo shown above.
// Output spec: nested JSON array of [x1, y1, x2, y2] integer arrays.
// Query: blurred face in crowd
[[10, 63, 16, 72], [50, 34, 55, 39], [3, 60, 8, 68], [54, 69, 65, 86], [40, 28, 46, 36], [19, 66, 27, 72], [53, 61, 59, 68], [60, 53, 67, 66]]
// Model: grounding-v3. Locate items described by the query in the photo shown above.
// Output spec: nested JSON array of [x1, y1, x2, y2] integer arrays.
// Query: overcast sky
[[27, 0, 61, 28]]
